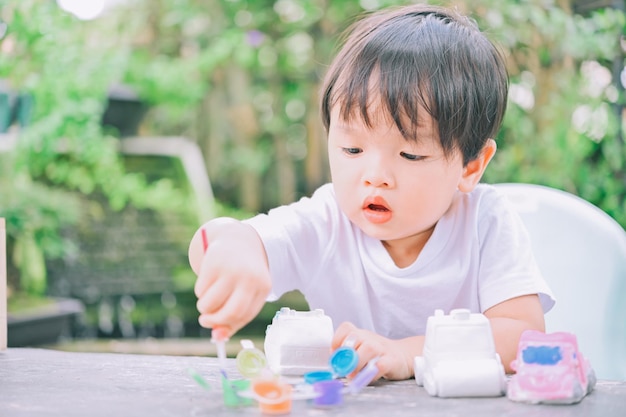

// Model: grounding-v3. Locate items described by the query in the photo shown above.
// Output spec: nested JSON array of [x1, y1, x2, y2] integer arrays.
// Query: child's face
[[328, 105, 465, 245]]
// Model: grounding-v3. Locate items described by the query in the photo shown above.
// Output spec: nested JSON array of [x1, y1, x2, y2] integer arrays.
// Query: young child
[[188, 4, 554, 381]]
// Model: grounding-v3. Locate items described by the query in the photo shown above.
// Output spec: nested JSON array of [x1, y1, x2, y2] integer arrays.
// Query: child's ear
[[458, 139, 497, 193]]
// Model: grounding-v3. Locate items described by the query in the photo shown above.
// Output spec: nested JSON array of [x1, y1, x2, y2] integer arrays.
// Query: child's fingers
[[198, 314, 232, 334], [193, 257, 217, 298], [198, 283, 267, 335], [332, 322, 358, 349], [193, 243, 234, 298], [216, 286, 268, 330], [195, 274, 232, 315]]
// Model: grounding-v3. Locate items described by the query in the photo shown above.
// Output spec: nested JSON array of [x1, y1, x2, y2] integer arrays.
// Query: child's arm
[[331, 294, 544, 381], [484, 294, 545, 373], [332, 322, 425, 381], [188, 217, 272, 338]]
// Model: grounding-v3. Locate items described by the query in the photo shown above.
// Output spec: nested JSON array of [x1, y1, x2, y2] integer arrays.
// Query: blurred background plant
[[105, 0, 626, 221], [0, 0, 624, 342]]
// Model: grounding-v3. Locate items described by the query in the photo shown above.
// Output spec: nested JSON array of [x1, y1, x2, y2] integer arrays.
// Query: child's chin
[[356, 222, 396, 240]]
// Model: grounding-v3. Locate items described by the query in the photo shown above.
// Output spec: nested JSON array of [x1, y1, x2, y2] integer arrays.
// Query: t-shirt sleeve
[[477, 190, 556, 313], [243, 184, 340, 301]]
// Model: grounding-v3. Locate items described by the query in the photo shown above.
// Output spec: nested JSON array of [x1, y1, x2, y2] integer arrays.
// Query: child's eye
[[400, 151, 424, 161], [342, 147, 362, 155]]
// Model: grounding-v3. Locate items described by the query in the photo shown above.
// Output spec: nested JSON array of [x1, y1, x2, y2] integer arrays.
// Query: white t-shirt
[[245, 183, 555, 339]]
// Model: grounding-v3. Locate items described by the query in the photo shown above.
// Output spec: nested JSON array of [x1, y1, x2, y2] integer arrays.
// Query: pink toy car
[[507, 330, 596, 404]]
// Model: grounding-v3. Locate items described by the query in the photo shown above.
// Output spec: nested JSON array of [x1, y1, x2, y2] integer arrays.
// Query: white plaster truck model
[[264, 308, 334, 376], [414, 309, 506, 397]]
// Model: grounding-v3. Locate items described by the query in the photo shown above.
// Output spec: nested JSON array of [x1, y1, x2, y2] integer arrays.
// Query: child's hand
[[188, 218, 272, 338], [332, 322, 423, 381]]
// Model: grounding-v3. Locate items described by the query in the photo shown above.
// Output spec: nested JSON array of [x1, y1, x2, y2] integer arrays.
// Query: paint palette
[[191, 337, 380, 414]]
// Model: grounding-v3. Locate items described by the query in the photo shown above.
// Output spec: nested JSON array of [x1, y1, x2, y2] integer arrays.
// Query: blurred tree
[[105, 0, 626, 223], [0, 0, 196, 300], [1, 0, 625, 297], [465, 0, 626, 225], [115, 0, 373, 211], [1, 0, 624, 339]]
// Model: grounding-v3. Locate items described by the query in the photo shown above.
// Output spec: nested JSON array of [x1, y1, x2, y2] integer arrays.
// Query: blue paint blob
[[522, 346, 562, 365]]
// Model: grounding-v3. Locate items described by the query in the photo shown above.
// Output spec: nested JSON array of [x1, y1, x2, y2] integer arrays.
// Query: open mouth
[[362, 196, 392, 224], [367, 204, 389, 212], [363, 195, 390, 211]]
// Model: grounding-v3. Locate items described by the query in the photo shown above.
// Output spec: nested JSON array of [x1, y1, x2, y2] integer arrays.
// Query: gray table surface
[[1, 348, 624, 417]]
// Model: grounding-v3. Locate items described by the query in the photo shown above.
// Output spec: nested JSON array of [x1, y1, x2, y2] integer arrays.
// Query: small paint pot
[[252, 379, 293, 414], [347, 357, 380, 394], [313, 379, 344, 407], [236, 340, 267, 378], [329, 346, 359, 378], [303, 370, 334, 384], [222, 377, 254, 407]]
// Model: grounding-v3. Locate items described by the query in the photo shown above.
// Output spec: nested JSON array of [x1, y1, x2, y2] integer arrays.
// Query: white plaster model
[[264, 308, 334, 376], [414, 309, 506, 397]]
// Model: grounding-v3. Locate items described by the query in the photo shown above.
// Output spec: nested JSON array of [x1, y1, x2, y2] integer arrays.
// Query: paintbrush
[[201, 227, 230, 380], [211, 326, 230, 380], [187, 368, 212, 391]]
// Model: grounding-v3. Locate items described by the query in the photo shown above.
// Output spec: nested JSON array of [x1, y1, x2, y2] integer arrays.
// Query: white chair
[[494, 183, 626, 381]]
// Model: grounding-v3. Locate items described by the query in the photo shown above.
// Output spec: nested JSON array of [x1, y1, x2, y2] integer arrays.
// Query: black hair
[[320, 4, 508, 165]]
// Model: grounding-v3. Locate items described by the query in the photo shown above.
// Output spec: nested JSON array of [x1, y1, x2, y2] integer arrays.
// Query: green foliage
[[97, 0, 626, 228], [214, 200, 255, 220], [2, 0, 625, 329], [7, 292, 58, 313], [0, 1, 199, 298], [0, 161, 81, 295], [108, 0, 381, 209], [471, 1, 626, 226]]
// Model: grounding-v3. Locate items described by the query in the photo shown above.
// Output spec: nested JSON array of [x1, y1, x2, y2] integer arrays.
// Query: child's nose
[[363, 163, 394, 188], [365, 176, 390, 187]]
